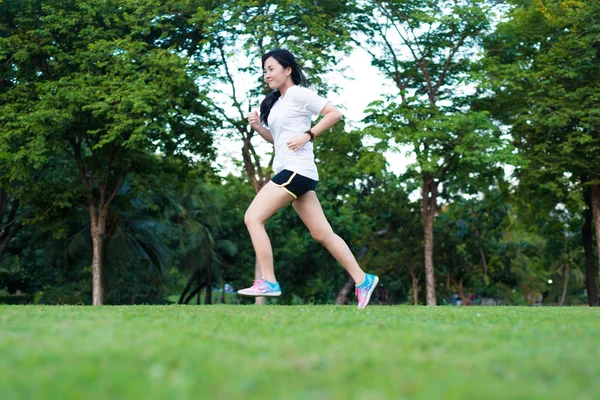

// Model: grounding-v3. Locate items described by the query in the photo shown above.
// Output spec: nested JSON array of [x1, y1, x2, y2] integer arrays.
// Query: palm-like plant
[[175, 180, 237, 305]]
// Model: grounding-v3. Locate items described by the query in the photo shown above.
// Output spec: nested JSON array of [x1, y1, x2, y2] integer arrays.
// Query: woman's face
[[263, 57, 292, 90]]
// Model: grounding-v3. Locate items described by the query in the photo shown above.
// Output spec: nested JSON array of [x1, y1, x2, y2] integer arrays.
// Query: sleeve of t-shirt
[[297, 87, 329, 116]]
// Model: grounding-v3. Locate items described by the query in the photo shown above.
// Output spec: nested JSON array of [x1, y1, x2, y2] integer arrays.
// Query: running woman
[[237, 49, 379, 309]]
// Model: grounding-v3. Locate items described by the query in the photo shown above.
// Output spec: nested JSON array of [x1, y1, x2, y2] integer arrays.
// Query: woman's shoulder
[[289, 85, 313, 95], [287, 85, 318, 102]]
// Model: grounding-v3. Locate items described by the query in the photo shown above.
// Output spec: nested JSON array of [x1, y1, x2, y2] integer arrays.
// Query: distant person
[[237, 49, 379, 309]]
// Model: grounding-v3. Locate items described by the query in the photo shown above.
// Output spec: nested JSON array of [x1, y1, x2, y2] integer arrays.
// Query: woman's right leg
[[291, 191, 366, 284], [291, 191, 379, 309], [244, 181, 295, 282]]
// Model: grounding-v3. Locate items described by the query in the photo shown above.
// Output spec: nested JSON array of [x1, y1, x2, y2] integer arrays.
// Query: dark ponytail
[[260, 49, 308, 126]]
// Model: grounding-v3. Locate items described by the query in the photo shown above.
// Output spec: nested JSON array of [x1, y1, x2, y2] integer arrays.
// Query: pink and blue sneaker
[[237, 278, 282, 297], [356, 273, 379, 309]]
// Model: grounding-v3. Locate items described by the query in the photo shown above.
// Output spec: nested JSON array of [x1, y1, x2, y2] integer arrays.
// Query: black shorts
[[271, 169, 318, 199]]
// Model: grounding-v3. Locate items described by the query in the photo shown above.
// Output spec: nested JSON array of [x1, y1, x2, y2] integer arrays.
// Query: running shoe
[[356, 273, 379, 309], [237, 278, 282, 297]]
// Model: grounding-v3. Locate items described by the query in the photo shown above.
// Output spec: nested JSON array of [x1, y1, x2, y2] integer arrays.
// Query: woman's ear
[[286, 66, 292, 77]]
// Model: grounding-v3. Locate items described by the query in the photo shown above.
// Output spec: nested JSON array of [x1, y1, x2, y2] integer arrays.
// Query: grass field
[[1, 305, 598, 400]]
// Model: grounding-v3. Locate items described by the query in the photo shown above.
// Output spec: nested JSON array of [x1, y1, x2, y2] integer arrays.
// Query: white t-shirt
[[267, 85, 328, 181]]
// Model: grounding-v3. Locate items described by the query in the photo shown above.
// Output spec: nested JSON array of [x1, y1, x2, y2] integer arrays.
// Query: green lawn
[[0, 305, 598, 400]]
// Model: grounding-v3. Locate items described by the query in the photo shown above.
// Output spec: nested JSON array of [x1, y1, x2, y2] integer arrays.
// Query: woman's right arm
[[248, 110, 274, 144]]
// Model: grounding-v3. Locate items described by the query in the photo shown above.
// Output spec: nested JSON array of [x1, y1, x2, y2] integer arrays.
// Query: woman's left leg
[[292, 191, 366, 285], [244, 181, 295, 283]]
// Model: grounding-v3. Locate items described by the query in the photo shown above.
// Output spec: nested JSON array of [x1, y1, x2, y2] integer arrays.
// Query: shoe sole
[[237, 290, 282, 297], [358, 276, 379, 310]]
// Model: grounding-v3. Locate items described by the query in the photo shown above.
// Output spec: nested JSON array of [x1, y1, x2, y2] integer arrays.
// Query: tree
[[0, 0, 216, 304], [353, 0, 515, 304], [483, 0, 600, 305]]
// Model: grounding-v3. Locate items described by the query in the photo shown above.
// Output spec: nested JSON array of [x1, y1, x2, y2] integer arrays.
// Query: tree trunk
[[0, 221, 21, 261], [559, 264, 570, 306], [91, 225, 105, 306], [592, 183, 600, 284], [0, 192, 22, 261], [335, 276, 356, 305], [422, 210, 436, 305], [474, 225, 488, 276], [73, 140, 126, 306], [89, 199, 111, 306], [422, 175, 438, 305], [410, 269, 419, 305], [88, 196, 112, 306], [595, 126, 600, 284], [583, 187, 598, 306], [455, 278, 470, 306], [205, 258, 212, 305]]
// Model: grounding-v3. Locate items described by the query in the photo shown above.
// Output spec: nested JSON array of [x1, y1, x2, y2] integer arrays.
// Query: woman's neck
[[279, 81, 296, 98]]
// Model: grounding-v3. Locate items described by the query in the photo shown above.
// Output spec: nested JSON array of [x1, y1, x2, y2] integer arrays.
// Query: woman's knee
[[244, 209, 263, 228], [311, 229, 333, 244]]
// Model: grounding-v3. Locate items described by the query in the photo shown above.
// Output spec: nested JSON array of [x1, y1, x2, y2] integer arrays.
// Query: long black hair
[[260, 49, 308, 126]]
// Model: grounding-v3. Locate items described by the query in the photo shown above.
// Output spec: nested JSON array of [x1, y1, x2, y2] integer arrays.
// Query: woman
[[237, 49, 378, 309]]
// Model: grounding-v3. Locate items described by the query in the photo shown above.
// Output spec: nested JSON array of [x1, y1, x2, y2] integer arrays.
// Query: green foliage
[[481, 0, 600, 304], [0, 0, 596, 306], [0, 0, 218, 216], [212, 0, 354, 94], [483, 0, 600, 191], [0, 0, 216, 177], [357, 0, 516, 190]]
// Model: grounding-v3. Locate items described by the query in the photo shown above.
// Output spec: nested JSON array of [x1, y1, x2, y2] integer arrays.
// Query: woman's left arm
[[285, 103, 343, 152], [309, 103, 343, 137]]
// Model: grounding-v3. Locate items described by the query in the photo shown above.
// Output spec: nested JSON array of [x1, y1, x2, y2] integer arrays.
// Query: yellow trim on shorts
[[273, 171, 298, 199], [274, 171, 296, 187], [281, 187, 297, 199]]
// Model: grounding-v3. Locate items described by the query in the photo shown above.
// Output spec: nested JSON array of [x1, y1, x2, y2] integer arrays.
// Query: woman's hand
[[247, 110, 261, 131], [286, 133, 311, 152]]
